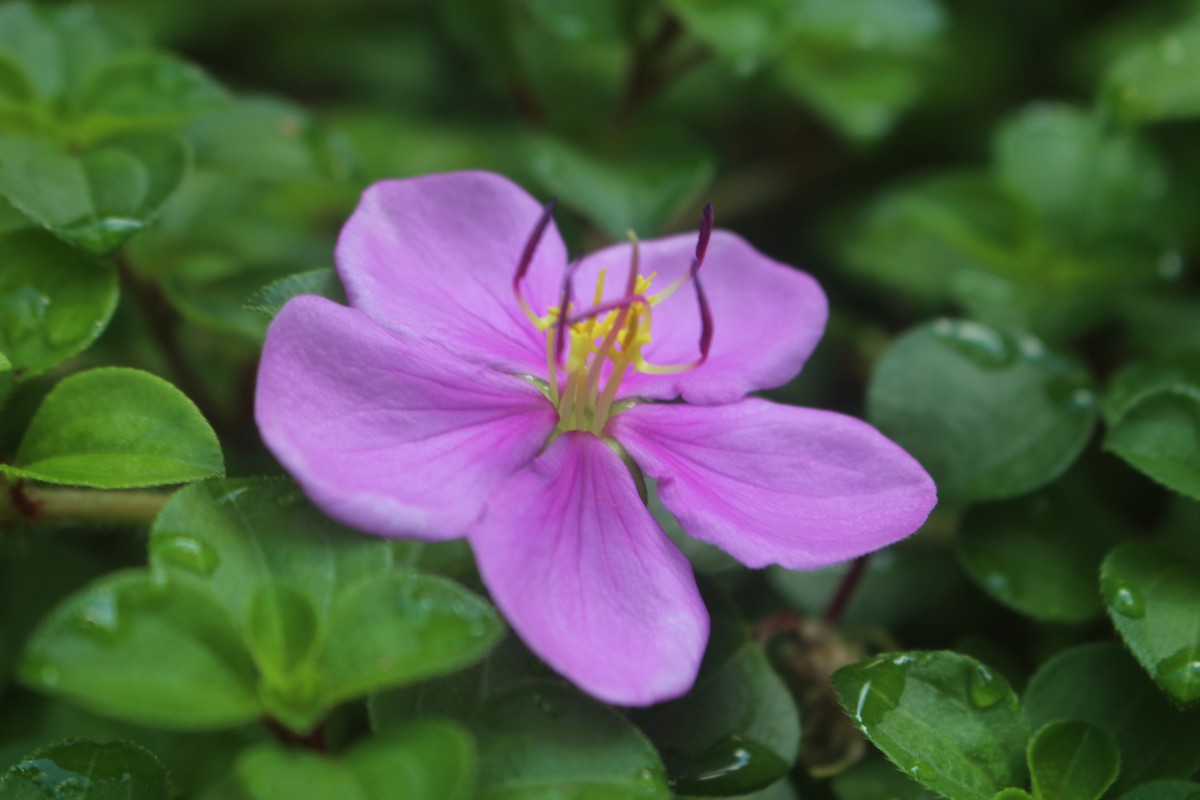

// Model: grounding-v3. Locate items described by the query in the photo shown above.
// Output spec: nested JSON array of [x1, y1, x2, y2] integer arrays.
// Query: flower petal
[[336, 171, 566, 373], [256, 295, 557, 540], [469, 432, 708, 706], [571, 230, 827, 404], [610, 399, 937, 569]]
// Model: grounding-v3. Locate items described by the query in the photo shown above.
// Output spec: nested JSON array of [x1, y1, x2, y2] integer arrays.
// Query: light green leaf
[[1027, 720, 1120, 800], [831, 651, 1028, 800], [0, 739, 170, 800], [234, 721, 477, 800], [0, 131, 188, 255], [636, 614, 800, 796], [1024, 643, 1200, 790], [244, 268, 346, 320], [1104, 11, 1200, 124], [866, 319, 1098, 504], [471, 680, 671, 800], [17, 570, 261, 730], [661, 0, 793, 73], [0, 228, 116, 378], [1101, 543, 1200, 706], [0, 367, 224, 489]]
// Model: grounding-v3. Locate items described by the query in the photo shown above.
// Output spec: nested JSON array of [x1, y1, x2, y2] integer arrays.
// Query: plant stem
[[822, 555, 870, 625], [1, 480, 170, 526]]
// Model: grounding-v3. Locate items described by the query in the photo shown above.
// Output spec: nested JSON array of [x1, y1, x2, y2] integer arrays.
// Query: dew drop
[[637, 768, 656, 783], [932, 319, 1014, 368], [152, 535, 220, 576], [75, 589, 121, 639], [1103, 579, 1146, 619], [1155, 647, 1200, 699], [908, 760, 932, 778], [967, 664, 1007, 710], [216, 486, 250, 506]]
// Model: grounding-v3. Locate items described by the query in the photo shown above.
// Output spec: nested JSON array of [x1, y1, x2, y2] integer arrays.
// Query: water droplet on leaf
[[75, 589, 121, 639], [1102, 578, 1145, 619], [152, 535, 219, 576], [932, 319, 1014, 368], [668, 736, 788, 796], [967, 664, 1007, 709]]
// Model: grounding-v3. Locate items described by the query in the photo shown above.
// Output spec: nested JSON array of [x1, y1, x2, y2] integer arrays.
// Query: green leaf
[[866, 319, 1098, 504], [17, 569, 261, 730], [1115, 781, 1200, 800], [234, 720, 477, 800], [1102, 364, 1200, 499], [661, 0, 794, 73], [471, 680, 671, 799], [525, 135, 714, 239], [636, 614, 800, 796], [1024, 643, 1200, 790], [0, 367, 224, 488], [0, 228, 117, 378], [1027, 720, 1120, 800], [956, 480, 1121, 623], [832, 754, 939, 799], [1104, 11, 1200, 124], [520, 0, 640, 41], [0, 131, 188, 255], [992, 103, 1167, 240], [244, 268, 346, 320], [0, 739, 170, 800], [831, 651, 1028, 800], [1100, 543, 1200, 706]]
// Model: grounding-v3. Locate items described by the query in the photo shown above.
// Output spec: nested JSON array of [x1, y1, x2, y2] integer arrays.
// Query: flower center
[[513, 203, 715, 436]]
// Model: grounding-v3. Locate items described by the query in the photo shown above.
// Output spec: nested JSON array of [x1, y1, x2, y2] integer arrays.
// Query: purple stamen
[[694, 274, 713, 365], [554, 260, 578, 364], [513, 199, 557, 296], [566, 293, 650, 326], [691, 203, 713, 279]]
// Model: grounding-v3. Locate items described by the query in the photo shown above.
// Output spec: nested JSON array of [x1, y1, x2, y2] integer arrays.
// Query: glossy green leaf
[[1115, 781, 1200, 800], [866, 319, 1098, 504], [1105, 11, 1200, 124], [831, 651, 1027, 800], [244, 268, 346, 320], [0, 228, 117, 378], [993, 103, 1167, 239], [957, 481, 1121, 622], [1027, 720, 1119, 800], [832, 754, 939, 799], [526, 135, 714, 239], [234, 720, 476, 800], [17, 570, 261, 730], [1100, 543, 1200, 706], [0, 739, 170, 800], [636, 615, 800, 796], [0, 367, 224, 488], [1103, 364, 1200, 499], [0, 131, 188, 255], [1024, 643, 1200, 790], [472, 680, 671, 800]]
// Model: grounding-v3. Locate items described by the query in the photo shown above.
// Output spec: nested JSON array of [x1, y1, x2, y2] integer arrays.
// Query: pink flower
[[255, 171, 936, 706]]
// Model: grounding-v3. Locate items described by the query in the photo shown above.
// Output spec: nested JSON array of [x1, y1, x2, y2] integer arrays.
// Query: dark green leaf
[[1024, 643, 1200, 790], [1100, 543, 1200, 706], [471, 681, 671, 799], [661, 0, 793, 73], [18, 570, 261, 730], [1115, 781, 1200, 800], [234, 720, 477, 800], [520, 0, 638, 41], [0, 368, 224, 488], [866, 319, 1098, 504], [0, 228, 116, 378], [244, 269, 346, 320], [832, 754, 939, 799], [1104, 11, 1200, 124], [0, 739, 169, 800], [0, 131, 188, 255], [1027, 720, 1119, 800], [831, 651, 1027, 800], [1103, 364, 1200, 499]]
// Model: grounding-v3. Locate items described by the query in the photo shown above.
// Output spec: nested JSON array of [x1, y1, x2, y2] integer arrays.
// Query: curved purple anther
[[513, 199, 557, 295], [566, 293, 650, 326], [693, 273, 713, 365], [691, 203, 713, 279], [554, 259, 578, 364]]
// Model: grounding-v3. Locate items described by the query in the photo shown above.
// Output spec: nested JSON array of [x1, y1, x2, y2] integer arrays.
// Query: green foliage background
[[1, 1, 1199, 798]]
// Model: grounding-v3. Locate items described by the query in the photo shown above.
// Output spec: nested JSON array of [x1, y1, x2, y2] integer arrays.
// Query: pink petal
[[336, 171, 566, 374], [255, 295, 557, 540], [469, 432, 708, 706], [610, 399, 937, 570], [570, 231, 827, 404]]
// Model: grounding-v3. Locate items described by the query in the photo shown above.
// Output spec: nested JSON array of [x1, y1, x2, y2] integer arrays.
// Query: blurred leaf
[[832, 754, 938, 799], [0, 131, 188, 255], [0, 228, 116, 378], [0, 739, 170, 800], [1027, 720, 1119, 800], [1102, 363, 1200, 499], [866, 319, 1098, 504], [1115, 782, 1200, 800], [18, 569, 261, 730], [831, 651, 1027, 799], [662, 0, 793, 73], [244, 269, 346, 320], [993, 103, 1167, 240], [1104, 10, 1200, 124], [956, 481, 1122, 623], [636, 614, 800, 796], [233, 721, 476, 800], [525, 135, 713, 239], [520, 0, 640, 41], [1024, 643, 1200, 790], [471, 680, 671, 799], [1100, 542, 1200, 707], [0, 367, 224, 488]]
